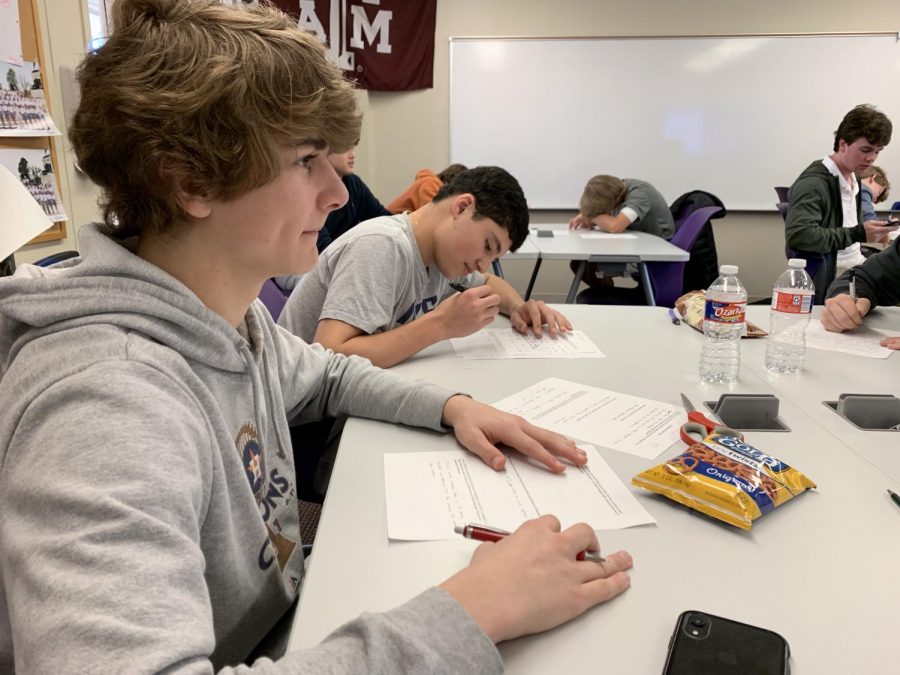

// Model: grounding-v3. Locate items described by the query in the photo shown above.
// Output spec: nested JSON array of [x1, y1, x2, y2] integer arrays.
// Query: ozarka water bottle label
[[704, 300, 746, 324], [771, 290, 813, 314]]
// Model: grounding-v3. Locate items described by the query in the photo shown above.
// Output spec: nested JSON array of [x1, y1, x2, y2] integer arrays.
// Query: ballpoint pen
[[449, 281, 469, 293], [668, 307, 681, 326], [454, 523, 606, 562], [888, 489, 900, 509], [849, 269, 856, 303]]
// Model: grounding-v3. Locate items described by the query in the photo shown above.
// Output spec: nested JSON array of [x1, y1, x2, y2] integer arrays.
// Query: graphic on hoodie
[[236, 422, 297, 572]]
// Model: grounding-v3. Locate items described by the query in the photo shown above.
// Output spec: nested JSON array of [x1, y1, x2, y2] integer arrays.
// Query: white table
[[526, 225, 689, 304], [493, 236, 540, 279], [288, 306, 900, 674], [742, 306, 900, 483]]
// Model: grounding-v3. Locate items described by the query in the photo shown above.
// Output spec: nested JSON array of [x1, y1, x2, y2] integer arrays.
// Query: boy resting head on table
[[567, 174, 674, 286]]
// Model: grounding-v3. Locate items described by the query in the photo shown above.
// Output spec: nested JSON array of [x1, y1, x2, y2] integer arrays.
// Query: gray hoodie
[[0, 224, 501, 674]]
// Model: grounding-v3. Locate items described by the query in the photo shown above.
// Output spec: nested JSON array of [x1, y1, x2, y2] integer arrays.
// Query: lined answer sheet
[[493, 378, 683, 459], [450, 329, 605, 359], [384, 445, 655, 541], [806, 320, 894, 359]]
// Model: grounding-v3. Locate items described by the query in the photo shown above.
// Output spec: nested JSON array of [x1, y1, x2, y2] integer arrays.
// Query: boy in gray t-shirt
[[569, 175, 673, 239], [567, 175, 674, 284], [279, 166, 572, 368]]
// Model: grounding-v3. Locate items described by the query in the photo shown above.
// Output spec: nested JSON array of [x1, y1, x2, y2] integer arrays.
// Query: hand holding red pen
[[440, 515, 633, 644], [456, 523, 605, 562]]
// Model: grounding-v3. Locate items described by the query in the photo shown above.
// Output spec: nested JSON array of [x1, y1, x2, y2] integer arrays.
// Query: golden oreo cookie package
[[632, 433, 816, 530]]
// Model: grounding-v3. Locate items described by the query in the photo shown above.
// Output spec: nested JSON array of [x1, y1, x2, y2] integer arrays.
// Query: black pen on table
[[455, 523, 605, 562], [667, 307, 681, 326], [888, 489, 900, 509]]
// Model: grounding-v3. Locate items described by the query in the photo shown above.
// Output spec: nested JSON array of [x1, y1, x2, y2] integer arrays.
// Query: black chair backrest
[[669, 190, 726, 294]]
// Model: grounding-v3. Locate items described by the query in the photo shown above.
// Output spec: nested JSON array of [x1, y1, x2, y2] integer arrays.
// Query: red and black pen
[[454, 523, 605, 562]]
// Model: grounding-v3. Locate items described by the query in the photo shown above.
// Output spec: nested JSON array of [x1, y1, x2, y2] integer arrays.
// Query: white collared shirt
[[821, 156, 865, 268]]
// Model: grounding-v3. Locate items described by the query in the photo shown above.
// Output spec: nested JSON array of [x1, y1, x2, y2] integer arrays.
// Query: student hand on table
[[509, 300, 573, 338], [440, 515, 633, 643], [434, 285, 501, 338], [821, 294, 872, 332], [441, 395, 584, 473], [568, 214, 592, 229], [879, 336, 900, 349]]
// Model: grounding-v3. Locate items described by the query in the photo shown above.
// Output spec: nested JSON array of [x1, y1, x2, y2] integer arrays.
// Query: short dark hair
[[433, 166, 529, 251], [437, 163, 467, 185], [834, 104, 892, 152]]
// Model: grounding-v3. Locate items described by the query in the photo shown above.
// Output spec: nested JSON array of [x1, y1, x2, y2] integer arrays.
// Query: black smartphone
[[662, 610, 790, 675]]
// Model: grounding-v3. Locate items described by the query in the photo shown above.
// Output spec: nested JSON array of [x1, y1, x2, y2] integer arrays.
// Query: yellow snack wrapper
[[631, 433, 816, 530]]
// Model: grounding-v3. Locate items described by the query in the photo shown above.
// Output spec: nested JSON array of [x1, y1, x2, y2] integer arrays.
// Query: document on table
[[806, 320, 894, 359], [580, 232, 638, 239], [450, 329, 605, 359], [493, 378, 683, 459], [384, 445, 655, 540]]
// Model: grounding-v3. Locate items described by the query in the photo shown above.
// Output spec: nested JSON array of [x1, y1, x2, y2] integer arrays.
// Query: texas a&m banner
[[266, 0, 437, 91]]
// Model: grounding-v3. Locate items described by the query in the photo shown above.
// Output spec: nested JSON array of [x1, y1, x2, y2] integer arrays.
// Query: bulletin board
[[0, 0, 67, 244]]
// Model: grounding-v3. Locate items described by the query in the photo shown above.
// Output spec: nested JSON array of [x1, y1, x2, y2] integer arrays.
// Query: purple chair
[[776, 201, 789, 221], [258, 278, 290, 321], [577, 205, 724, 308]]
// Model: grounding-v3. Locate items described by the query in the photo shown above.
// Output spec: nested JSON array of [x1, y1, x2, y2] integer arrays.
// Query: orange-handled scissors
[[680, 393, 744, 445]]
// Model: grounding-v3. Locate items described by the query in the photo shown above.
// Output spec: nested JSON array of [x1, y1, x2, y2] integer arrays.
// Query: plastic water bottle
[[699, 264, 747, 384], [765, 259, 815, 374]]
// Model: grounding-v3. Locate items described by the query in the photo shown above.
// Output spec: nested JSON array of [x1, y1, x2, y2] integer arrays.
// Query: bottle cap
[[788, 258, 807, 268], [720, 264, 739, 275]]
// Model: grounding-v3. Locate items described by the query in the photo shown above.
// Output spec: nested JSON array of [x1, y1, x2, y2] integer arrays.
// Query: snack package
[[676, 290, 767, 337], [632, 433, 815, 530]]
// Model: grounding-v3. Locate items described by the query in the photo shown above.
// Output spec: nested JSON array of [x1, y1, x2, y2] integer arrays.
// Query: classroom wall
[[20, 0, 900, 301], [358, 0, 900, 301]]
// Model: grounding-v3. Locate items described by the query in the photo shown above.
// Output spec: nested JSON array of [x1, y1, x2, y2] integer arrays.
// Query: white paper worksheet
[[493, 378, 683, 459], [806, 320, 894, 359], [0, 166, 53, 259], [579, 232, 638, 239], [384, 445, 655, 541], [450, 329, 605, 359]]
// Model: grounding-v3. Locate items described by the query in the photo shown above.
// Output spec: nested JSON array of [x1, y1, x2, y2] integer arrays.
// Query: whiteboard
[[449, 35, 900, 210]]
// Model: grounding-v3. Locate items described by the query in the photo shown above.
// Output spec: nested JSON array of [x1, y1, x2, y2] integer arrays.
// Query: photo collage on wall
[[0, 145, 67, 223], [1, 0, 66, 225], [1, 59, 61, 136]]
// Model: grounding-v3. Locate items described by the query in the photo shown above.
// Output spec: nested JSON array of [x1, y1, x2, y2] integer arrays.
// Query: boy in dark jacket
[[785, 104, 898, 300]]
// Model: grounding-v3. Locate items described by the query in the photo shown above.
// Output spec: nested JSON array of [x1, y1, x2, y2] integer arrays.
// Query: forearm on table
[[592, 213, 631, 233], [328, 313, 449, 368]]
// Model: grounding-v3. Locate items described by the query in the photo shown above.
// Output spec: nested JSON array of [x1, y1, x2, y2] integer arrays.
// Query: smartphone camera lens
[[685, 613, 711, 638]]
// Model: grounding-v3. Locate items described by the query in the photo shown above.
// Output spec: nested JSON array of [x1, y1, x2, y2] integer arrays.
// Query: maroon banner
[[268, 0, 436, 91]]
